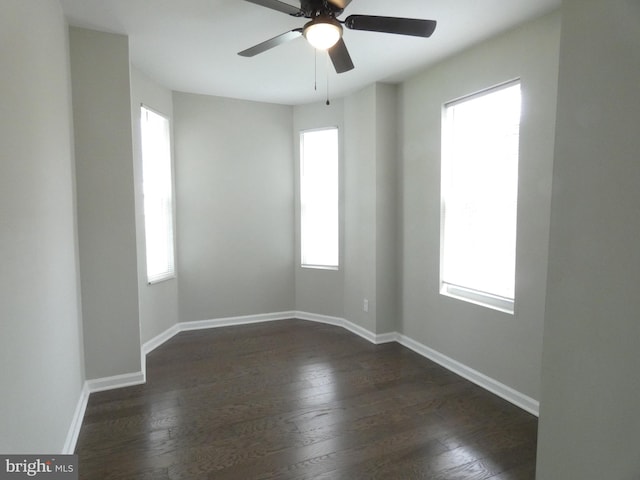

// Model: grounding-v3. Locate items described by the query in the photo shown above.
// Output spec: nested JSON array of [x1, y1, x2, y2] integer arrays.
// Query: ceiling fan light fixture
[[303, 17, 342, 50]]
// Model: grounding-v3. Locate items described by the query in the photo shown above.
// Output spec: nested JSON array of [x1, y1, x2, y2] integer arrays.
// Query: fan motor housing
[[299, 0, 344, 18]]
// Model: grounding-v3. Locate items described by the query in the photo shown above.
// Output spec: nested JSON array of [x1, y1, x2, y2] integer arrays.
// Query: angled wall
[[343, 84, 400, 334], [0, 0, 84, 453], [399, 12, 561, 402], [173, 92, 295, 322], [69, 27, 142, 379], [373, 84, 399, 335], [536, 0, 640, 477], [293, 100, 346, 318], [344, 87, 378, 332], [130, 67, 179, 345], [292, 85, 399, 334]]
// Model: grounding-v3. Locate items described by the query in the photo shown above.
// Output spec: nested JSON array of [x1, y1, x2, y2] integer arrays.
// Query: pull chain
[[314, 49, 318, 91], [325, 53, 330, 106]]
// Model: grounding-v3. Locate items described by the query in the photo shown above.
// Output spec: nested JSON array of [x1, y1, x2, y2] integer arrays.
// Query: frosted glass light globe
[[304, 19, 342, 50]]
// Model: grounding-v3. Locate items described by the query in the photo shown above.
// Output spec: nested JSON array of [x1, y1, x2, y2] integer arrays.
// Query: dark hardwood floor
[[75, 319, 537, 479]]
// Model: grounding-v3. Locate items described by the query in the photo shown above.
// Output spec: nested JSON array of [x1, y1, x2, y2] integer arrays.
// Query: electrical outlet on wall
[[363, 298, 369, 313]]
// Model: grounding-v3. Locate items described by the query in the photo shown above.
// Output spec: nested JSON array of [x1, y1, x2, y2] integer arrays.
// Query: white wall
[[0, 0, 84, 453], [374, 84, 400, 335], [343, 84, 400, 334], [130, 67, 179, 344], [173, 93, 295, 321], [399, 12, 561, 401], [536, 0, 640, 478], [69, 27, 142, 379], [344, 87, 378, 332]]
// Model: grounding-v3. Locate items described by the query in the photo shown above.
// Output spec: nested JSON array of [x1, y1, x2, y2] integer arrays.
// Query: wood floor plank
[[76, 319, 537, 479]]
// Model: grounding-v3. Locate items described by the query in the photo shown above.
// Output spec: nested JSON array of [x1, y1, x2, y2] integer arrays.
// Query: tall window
[[300, 127, 339, 269], [140, 105, 175, 284], [440, 81, 521, 313]]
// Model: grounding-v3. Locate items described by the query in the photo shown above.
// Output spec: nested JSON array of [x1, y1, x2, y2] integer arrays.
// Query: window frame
[[140, 104, 176, 285], [299, 126, 340, 270], [439, 80, 522, 314]]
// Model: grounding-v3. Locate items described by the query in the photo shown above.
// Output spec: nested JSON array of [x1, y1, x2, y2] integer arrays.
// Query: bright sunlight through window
[[300, 128, 339, 269], [141, 105, 175, 284], [441, 81, 521, 313]]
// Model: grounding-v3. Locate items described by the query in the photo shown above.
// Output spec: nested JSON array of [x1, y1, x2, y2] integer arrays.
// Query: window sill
[[301, 265, 339, 271], [147, 274, 176, 286], [440, 283, 514, 315]]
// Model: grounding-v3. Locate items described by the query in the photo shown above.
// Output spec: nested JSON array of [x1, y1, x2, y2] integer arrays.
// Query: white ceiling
[[59, 0, 560, 105]]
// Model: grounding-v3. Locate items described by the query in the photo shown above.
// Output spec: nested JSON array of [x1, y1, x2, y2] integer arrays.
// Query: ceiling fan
[[238, 0, 437, 74]]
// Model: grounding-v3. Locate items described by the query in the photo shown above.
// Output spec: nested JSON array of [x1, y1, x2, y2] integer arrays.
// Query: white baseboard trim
[[179, 311, 296, 333], [375, 332, 399, 344], [296, 312, 398, 346], [295, 311, 377, 344], [86, 371, 146, 394], [396, 333, 539, 416], [62, 370, 145, 454], [62, 382, 89, 454], [142, 324, 180, 355], [160, 311, 395, 348], [142, 312, 299, 357], [295, 310, 344, 327]]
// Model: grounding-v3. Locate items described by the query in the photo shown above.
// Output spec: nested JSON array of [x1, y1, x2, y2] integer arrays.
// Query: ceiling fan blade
[[238, 29, 303, 57], [328, 38, 354, 74], [345, 15, 437, 37], [327, 0, 352, 10], [243, 0, 303, 16]]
